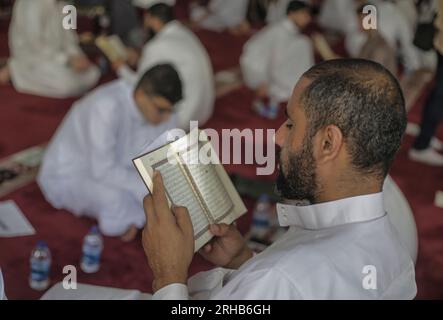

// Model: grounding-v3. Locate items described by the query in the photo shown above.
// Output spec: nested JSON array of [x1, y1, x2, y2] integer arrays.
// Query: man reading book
[[37, 64, 182, 241], [142, 59, 417, 299]]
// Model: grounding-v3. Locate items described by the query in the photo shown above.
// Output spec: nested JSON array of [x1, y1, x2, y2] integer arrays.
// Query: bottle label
[[82, 253, 101, 265], [31, 260, 50, 281], [82, 246, 102, 266]]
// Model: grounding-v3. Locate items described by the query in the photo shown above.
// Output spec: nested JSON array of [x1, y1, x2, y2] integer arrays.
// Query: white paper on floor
[[435, 191, 443, 209], [0, 200, 35, 237]]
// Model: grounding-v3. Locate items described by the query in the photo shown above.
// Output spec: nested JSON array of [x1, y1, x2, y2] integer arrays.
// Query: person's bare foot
[[0, 65, 10, 85], [120, 224, 139, 242]]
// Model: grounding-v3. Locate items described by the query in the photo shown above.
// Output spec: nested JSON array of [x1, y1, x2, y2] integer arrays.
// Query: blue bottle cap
[[36, 240, 47, 248], [90, 226, 99, 234]]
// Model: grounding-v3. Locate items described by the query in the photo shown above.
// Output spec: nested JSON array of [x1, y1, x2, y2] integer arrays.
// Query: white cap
[[132, 0, 176, 9]]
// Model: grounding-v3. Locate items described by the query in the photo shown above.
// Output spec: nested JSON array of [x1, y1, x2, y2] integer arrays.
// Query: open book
[[133, 129, 247, 252], [95, 35, 128, 62]]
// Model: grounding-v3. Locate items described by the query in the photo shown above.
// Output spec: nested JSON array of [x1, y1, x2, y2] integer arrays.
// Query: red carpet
[[1, 5, 443, 299]]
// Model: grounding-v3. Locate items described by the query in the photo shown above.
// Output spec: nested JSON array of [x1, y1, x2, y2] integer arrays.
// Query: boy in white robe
[[37, 64, 183, 241], [240, 0, 314, 119], [0, 0, 100, 98], [114, 2, 214, 130]]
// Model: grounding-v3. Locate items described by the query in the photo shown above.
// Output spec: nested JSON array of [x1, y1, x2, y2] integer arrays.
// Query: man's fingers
[[174, 206, 194, 239], [152, 171, 174, 223], [143, 195, 156, 223], [209, 223, 231, 237]]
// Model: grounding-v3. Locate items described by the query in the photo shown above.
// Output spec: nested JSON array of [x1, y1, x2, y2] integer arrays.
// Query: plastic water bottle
[[29, 241, 51, 291], [80, 226, 103, 274], [266, 98, 279, 120], [250, 194, 271, 239]]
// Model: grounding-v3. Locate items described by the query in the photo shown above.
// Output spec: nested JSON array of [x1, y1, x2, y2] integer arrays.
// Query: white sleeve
[[212, 268, 303, 300], [152, 284, 189, 300]]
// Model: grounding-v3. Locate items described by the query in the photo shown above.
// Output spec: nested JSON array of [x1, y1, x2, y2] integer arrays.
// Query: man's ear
[[315, 125, 343, 164]]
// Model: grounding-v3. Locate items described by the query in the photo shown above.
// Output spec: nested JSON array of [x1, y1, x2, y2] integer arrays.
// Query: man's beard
[[276, 136, 318, 203]]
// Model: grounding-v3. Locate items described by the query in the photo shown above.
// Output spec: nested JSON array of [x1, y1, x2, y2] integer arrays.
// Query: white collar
[[277, 193, 386, 230]]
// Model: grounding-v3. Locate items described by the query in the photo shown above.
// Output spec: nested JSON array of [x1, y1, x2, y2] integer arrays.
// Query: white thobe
[[118, 21, 214, 130], [0, 269, 5, 300], [190, 0, 249, 32], [343, 0, 421, 71], [37, 79, 176, 236], [240, 19, 314, 103], [153, 193, 417, 300], [7, 0, 100, 98]]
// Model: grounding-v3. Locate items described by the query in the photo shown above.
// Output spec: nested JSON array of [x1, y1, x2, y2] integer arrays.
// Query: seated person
[[0, 0, 100, 98], [189, 0, 250, 35], [37, 64, 182, 241], [114, 2, 215, 130], [356, 3, 398, 76], [141, 59, 417, 300], [240, 1, 314, 119]]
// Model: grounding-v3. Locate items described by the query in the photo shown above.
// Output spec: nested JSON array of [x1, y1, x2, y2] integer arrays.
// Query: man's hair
[[135, 64, 183, 105], [146, 3, 175, 24], [300, 59, 407, 179], [287, 0, 309, 14]]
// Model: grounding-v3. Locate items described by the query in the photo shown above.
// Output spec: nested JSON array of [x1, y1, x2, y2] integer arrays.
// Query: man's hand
[[199, 224, 253, 270], [142, 171, 195, 292], [69, 55, 92, 72]]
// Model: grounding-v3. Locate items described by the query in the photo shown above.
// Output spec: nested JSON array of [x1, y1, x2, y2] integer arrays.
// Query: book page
[[133, 128, 247, 251], [152, 159, 210, 239], [180, 145, 234, 222]]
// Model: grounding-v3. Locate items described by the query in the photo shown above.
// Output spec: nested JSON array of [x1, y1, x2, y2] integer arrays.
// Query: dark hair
[[146, 3, 175, 23], [135, 64, 183, 105], [300, 59, 406, 178], [287, 0, 309, 15]]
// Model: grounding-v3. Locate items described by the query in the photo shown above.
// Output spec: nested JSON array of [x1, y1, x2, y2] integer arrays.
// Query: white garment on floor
[[190, 0, 249, 32], [41, 282, 152, 300], [153, 193, 417, 300], [240, 19, 314, 102], [0, 269, 6, 300], [118, 21, 214, 130], [8, 0, 100, 98], [37, 79, 176, 236]]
